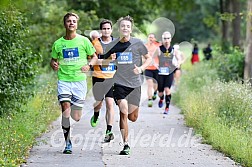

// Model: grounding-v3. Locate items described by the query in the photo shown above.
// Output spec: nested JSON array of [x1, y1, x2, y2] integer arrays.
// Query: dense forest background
[[0, 0, 251, 114], [1, 1, 252, 166]]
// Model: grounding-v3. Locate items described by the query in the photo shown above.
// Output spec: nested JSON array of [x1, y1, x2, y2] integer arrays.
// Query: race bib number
[[101, 63, 116, 73], [117, 52, 133, 64], [62, 48, 79, 62], [159, 67, 169, 75]]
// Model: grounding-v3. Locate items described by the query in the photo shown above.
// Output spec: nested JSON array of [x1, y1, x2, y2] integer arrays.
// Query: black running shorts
[[113, 84, 141, 107]]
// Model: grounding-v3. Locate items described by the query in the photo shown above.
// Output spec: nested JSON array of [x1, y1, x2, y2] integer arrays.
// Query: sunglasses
[[163, 37, 171, 40]]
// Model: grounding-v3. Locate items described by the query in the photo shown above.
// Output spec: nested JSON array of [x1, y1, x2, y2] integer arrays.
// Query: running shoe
[[63, 140, 72, 154], [104, 131, 114, 142], [158, 100, 163, 108], [119, 144, 130, 155], [163, 108, 169, 114], [90, 115, 99, 127], [148, 100, 153, 107]]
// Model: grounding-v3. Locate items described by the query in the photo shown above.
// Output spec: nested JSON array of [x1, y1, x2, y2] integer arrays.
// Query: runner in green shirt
[[50, 12, 97, 154]]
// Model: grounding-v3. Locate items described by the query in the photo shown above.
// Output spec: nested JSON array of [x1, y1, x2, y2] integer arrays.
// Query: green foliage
[[174, 63, 252, 167], [173, 1, 217, 42], [0, 0, 25, 10], [24, 0, 68, 67], [0, 7, 41, 115], [68, 0, 156, 26], [2, 0, 223, 66], [179, 63, 218, 92], [0, 72, 60, 166], [24, 0, 99, 67], [212, 46, 245, 82]]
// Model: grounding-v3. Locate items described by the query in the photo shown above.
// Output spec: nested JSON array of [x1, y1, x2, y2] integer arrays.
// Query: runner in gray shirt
[[103, 15, 152, 155]]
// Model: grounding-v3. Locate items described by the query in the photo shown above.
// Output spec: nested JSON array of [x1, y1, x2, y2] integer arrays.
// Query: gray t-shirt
[[98, 37, 114, 53], [104, 37, 148, 88]]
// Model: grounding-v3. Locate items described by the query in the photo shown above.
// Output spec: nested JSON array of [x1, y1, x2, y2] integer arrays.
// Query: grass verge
[[174, 62, 252, 167], [0, 71, 60, 166]]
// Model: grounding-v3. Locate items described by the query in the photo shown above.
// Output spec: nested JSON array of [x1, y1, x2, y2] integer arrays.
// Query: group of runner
[[50, 12, 184, 156]]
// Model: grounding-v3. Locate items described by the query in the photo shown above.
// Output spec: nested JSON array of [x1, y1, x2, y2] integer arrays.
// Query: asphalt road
[[22, 84, 240, 167]]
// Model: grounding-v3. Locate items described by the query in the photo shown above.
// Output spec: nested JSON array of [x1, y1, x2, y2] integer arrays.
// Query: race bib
[[117, 52, 133, 64], [159, 67, 169, 75], [100, 63, 116, 73], [62, 48, 79, 62]]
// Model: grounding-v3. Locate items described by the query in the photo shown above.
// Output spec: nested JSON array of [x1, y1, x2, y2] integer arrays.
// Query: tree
[[23, 0, 99, 67], [68, 0, 159, 28], [231, 0, 241, 47], [220, 0, 231, 50], [244, 0, 252, 81]]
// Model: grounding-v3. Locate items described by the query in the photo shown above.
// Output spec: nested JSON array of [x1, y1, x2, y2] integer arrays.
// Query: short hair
[[89, 30, 100, 39], [161, 31, 172, 39], [99, 19, 113, 30], [63, 12, 79, 24], [117, 15, 134, 27]]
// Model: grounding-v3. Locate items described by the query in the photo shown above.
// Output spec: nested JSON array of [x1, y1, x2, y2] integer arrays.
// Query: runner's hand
[[110, 53, 116, 61], [51, 61, 59, 71], [81, 65, 90, 72], [133, 64, 142, 75]]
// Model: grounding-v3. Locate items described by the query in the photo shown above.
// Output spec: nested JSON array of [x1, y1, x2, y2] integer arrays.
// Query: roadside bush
[[212, 46, 244, 82], [0, 7, 41, 115]]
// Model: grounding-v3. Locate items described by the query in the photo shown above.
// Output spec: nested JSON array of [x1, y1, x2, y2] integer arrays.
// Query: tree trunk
[[220, 0, 231, 50], [231, 0, 241, 47], [244, 0, 252, 81]]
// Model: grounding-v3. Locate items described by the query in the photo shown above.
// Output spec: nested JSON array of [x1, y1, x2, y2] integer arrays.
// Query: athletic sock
[[165, 94, 171, 108], [62, 126, 70, 142], [106, 125, 112, 133], [94, 111, 99, 121], [62, 116, 70, 141]]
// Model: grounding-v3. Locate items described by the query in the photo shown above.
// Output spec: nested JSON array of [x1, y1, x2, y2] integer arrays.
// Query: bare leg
[[118, 99, 129, 143], [128, 104, 139, 122], [70, 105, 83, 122], [147, 78, 154, 100], [93, 100, 103, 112], [105, 97, 114, 126]]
